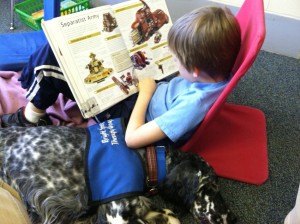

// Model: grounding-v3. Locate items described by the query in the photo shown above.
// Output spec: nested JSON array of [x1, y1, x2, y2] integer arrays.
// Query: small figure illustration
[[129, 0, 169, 46], [86, 52, 104, 74], [120, 72, 139, 87], [130, 51, 150, 70], [84, 53, 113, 84], [102, 13, 118, 32], [157, 64, 164, 74], [154, 32, 162, 43], [112, 76, 130, 95]]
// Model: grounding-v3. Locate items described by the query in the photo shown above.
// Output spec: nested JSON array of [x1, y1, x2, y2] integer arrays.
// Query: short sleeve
[[154, 93, 208, 142]]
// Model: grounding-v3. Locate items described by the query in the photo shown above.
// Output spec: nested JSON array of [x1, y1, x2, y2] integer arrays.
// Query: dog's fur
[[0, 125, 236, 224]]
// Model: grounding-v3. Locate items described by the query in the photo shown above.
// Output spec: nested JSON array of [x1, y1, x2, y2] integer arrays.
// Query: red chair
[[181, 0, 268, 185]]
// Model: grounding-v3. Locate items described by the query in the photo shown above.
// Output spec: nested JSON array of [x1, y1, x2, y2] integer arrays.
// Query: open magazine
[[41, 0, 178, 118]]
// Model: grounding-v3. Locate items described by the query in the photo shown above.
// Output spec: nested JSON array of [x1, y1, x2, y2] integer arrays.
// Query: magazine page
[[42, 5, 138, 119], [112, 0, 178, 80]]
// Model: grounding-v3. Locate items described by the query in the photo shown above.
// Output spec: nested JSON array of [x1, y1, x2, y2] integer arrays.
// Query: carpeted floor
[[220, 51, 300, 224], [1, 1, 299, 223]]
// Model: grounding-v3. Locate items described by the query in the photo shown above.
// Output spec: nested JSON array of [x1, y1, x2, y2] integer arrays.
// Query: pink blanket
[[0, 71, 96, 127]]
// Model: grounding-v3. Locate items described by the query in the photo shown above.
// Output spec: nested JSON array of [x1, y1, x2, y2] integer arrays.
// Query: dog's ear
[[159, 159, 212, 209]]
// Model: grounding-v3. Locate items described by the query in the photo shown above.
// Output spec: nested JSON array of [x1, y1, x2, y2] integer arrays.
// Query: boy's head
[[168, 6, 241, 80]]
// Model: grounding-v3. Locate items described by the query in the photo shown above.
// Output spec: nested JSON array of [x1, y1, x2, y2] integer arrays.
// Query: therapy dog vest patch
[[85, 118, 166, 205]]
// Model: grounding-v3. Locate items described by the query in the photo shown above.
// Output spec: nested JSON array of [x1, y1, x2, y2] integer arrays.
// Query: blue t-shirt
[[146, 76, 228, 143]]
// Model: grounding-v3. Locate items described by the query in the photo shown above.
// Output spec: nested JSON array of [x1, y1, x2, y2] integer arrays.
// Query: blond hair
[[168, 6, 241, 79]]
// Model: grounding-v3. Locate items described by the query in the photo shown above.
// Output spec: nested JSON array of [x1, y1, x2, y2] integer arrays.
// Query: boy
[[1, 6, 241, 148]]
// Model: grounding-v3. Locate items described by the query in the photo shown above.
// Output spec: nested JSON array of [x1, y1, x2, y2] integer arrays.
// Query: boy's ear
[[192, 67, 201, 78]]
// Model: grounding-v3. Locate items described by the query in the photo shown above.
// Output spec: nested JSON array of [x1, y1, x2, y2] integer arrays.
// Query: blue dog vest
[[85, 118, 166, 205]]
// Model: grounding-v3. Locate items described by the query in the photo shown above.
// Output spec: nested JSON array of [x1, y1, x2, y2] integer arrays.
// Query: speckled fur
[[0, 126, 236, 224]]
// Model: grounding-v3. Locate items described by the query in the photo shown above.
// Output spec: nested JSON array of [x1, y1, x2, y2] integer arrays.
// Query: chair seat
[[0, 31, 47, 71], [182, 103, 268, 185]]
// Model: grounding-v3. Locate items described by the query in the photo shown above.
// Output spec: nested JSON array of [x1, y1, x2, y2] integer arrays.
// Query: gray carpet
[[0, 0, 33, 33], [1, 1, 300, 224]]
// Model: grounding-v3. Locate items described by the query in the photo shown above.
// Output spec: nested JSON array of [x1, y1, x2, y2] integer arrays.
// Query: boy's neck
[[194, 71, 225, 83]]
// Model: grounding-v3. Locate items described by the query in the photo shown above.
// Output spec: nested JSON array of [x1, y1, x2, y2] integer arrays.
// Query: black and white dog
[[0, 120, 236, 224]]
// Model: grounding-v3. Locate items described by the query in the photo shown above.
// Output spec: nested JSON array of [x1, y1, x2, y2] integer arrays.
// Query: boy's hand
[[138, 78, 157, 96]]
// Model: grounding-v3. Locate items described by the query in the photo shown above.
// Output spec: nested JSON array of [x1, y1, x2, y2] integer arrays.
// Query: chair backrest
[[181, 0, 266, 150]]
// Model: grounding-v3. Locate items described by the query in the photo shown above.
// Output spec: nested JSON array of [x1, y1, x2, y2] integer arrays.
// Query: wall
[[210, 0, 299, 19], [166, 0, 300, 59]]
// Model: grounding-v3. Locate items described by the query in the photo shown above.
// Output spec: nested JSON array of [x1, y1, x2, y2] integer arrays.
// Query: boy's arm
[[125, 78, 166, 149]]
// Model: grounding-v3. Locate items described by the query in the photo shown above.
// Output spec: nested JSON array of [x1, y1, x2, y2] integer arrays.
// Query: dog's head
[[160, 151, 236, 224]]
